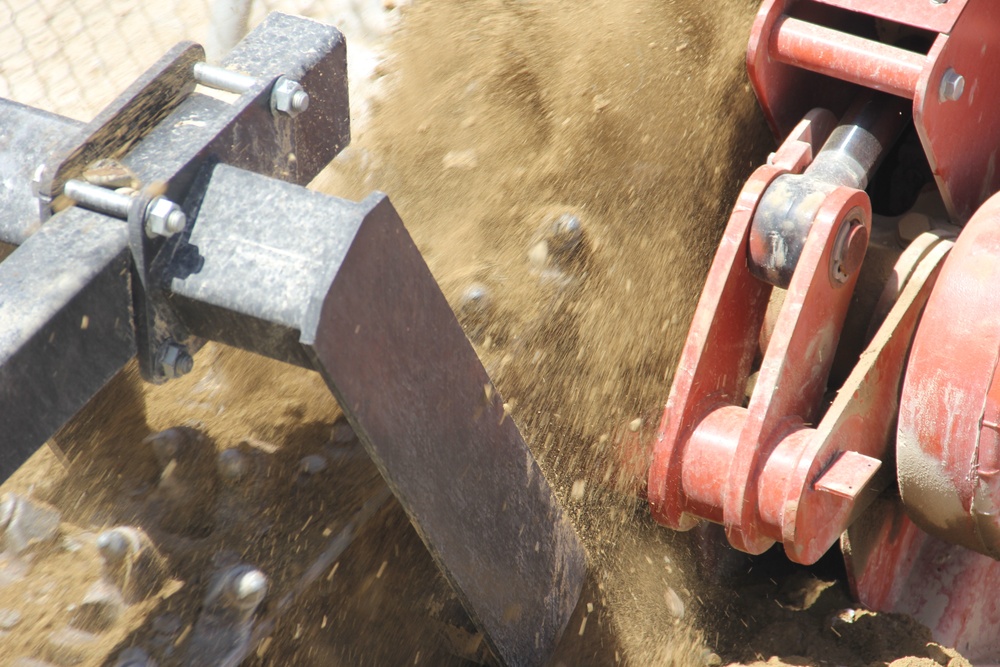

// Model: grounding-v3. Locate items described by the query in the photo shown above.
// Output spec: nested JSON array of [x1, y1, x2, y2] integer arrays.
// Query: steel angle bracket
[[0, 13, 348, 475], [169, 164, 586, 666]]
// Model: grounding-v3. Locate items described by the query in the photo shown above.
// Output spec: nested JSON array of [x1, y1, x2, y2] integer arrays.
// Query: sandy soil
[[0, 0, 977, 665]]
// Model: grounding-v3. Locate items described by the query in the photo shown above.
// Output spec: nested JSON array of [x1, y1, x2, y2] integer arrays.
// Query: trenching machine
[[647, 0, 1000, 661], [4, 0, 1000, 664]]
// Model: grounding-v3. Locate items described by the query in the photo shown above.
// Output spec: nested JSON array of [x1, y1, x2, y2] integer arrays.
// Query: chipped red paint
[[899, 192, 1000, 559]]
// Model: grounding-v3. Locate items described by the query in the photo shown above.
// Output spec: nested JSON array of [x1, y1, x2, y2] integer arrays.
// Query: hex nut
[[271, 76, 310, 117], [145, 197, 186, 238], [159, 343, 194, 379]]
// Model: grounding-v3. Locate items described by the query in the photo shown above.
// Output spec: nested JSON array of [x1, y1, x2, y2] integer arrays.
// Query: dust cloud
[[318, 0, 770, 663]]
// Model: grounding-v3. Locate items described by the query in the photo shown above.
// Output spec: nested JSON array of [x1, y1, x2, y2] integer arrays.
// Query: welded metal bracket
[[0, 12, 584, 666], [170, 164, 585, 666]]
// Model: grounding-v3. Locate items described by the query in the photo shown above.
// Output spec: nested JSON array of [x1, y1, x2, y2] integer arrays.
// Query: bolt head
[[940, 69, 965, 102], [271, 77, 310, 117], [145, 197, 186, 238]]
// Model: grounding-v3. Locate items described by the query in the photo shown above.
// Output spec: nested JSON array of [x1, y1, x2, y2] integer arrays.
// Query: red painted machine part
[[898, 191, 1000, 559], [649, 219, 951, 565], [720, 185, 870, 556], [747, 0, 1000, 223], [845, 498, 1000, 662], [913, 1, 1000, 223], [809, 0, 966, 34], [646, 110, 834, 534], [645, 103, 938, 564], [766, 236, 952, 563]]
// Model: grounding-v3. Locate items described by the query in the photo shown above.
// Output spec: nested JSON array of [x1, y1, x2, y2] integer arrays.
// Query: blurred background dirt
[[0, 0, 972, 665]]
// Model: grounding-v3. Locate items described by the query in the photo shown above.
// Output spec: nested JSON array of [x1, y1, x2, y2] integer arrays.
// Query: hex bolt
[[158, 342, 194, 380], [64, 179, 133, 219], [193, 62, 256, 95], [939, 68, 965, 102], [64, 179, 186, 238], [271, 76, 310, 117]]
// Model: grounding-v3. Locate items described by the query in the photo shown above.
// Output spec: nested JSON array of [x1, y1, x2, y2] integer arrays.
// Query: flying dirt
[[0, 0, 992, 665]]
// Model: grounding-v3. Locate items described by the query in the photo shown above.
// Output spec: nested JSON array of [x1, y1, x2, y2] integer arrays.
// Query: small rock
[[926, 643, 972, 667], [592, 95, 610, 112], [0, 552, 31, 586], [61, 535, 85, 553], [44, 626, 100, 665], [299, 454, 329, 476], [664, 586, 685, 619], [113, 646, 156, 667], [72, 580, 124, 631], [217, 449, 249, 483], [701, 648, 722, 667], [528, 241, 549, 268], [0, 607, 23, 629], [0, 494, 62, 554], [442, 149, 479, 170], [628, 418, 642, 432], [544, 213, 584, 258], [570, 480, 586, 501], [776, 571, 835, 610], [330, 419, 358, 445], [82, 158, 139, 189]]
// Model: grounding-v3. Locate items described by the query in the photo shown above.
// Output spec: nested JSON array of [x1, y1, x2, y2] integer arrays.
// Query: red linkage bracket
[[647, 105, 952, 563], [747, 0, 1000, 224]]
